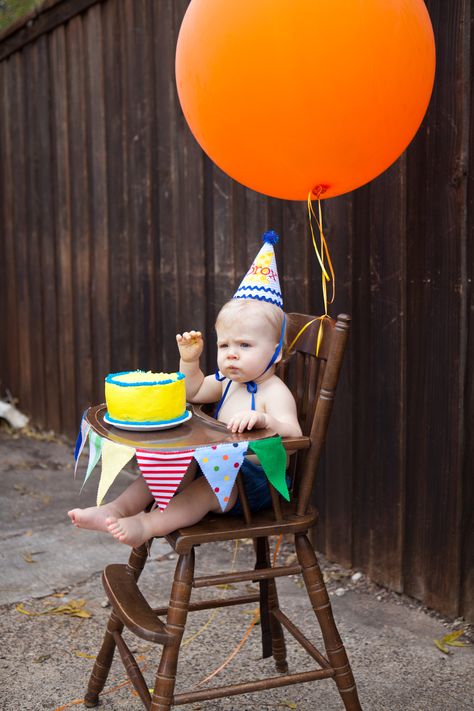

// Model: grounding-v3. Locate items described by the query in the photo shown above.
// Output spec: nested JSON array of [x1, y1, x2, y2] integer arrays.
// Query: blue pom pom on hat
[[233, 230, 283, 308], [262, 229, 279, 246]]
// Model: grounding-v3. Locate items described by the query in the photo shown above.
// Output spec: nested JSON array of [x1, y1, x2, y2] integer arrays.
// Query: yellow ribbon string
[[285, 193, 337, 356], [286, 318, 318, 356], [287, 315, 330, 359], [272, 533, 283, 565], [196, 611, 260, 687], [307, 193, 336, 310], [307, 194, 331, 282]]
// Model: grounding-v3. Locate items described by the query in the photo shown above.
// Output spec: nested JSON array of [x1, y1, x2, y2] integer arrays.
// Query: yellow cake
[[105, 371, 186, 425]]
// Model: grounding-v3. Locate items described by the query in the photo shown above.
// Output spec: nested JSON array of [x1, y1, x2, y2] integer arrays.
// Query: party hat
[[233, 230, 283, 308]]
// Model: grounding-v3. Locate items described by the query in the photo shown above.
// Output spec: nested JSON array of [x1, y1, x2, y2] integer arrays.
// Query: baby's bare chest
[[216, 383, 266, 424]]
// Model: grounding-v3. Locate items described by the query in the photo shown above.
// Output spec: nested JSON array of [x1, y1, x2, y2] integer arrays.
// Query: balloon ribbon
[[287, 192, 336, 356]]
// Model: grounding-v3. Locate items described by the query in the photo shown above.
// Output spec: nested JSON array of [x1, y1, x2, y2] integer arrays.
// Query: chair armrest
[[281, 436, 311, 451]]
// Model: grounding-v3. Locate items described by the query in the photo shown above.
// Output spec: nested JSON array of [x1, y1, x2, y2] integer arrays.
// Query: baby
[[68, 298, 301, 548]]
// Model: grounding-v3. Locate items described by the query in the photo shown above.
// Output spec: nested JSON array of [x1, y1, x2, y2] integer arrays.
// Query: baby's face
[[216, 317, 278, 383]]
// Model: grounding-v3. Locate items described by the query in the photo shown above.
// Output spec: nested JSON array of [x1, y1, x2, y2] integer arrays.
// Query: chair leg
[[84, 542, 150, 708], [255, 537, 289, 673], [84, 611, 123, 707], [295, 533, 362, 711], [150, 549, 195, 711], [255, 537, 273, 659]]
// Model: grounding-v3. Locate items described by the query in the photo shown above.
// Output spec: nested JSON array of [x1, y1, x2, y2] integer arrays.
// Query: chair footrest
[[102, 564, 172, 645], [173, 668, 335, 705]]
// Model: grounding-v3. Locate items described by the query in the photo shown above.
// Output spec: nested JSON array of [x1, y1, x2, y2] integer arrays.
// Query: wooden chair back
[[274, 312, 350, 517]]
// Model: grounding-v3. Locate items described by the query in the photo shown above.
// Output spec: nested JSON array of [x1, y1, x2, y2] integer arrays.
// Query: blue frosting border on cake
[[104, 410, 190, 426], [105, 371, 185, 387]]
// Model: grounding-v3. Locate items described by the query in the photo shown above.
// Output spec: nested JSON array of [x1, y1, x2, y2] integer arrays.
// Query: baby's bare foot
[[68, 503, 123, 532], [106, 512, 153, 548]]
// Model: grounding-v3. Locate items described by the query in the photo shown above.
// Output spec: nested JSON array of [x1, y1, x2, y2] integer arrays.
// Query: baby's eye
[[218, 343, 228, 349], [240, 342, 251, 348]]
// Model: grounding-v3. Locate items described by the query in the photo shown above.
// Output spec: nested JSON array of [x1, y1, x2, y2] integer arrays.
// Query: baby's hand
[[176, 331, 204, 362], [226, 410, 268, 434]]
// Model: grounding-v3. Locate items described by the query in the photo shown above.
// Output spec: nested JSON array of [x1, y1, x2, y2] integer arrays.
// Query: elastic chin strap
[[262, 313, 286, 375], [214, 315, 286, 417]]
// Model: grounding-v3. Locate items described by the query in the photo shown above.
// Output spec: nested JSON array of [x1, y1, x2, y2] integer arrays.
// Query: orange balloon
[[176, 0, 435, 201]]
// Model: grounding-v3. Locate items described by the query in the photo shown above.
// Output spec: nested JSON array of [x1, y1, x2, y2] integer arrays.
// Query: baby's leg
[[107, 475, 238, 547], [68, 476, 153, 532]]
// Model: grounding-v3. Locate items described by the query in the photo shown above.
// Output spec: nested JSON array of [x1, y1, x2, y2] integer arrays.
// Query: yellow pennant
[[97, 440, 135, 505]]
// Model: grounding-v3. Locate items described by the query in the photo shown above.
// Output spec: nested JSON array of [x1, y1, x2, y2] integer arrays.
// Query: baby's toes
[[110, 526, 123, 541]]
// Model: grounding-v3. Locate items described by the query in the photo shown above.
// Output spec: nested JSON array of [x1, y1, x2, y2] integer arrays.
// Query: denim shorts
[[196, 459, 290, 515], [227, 459, 272, 515]]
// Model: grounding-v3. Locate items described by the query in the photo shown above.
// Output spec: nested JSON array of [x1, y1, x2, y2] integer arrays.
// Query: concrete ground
[[0, 425, 472, 711]]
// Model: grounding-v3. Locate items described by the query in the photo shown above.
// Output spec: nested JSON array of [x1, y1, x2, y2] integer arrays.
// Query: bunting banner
[[74, 431, 290, 512], [81, 430, 104, 492], [73, 413, 90, 478], [136, 448, 195, 510], [194, 441, 248, 511], [248, 436, 290, 501], [97, 440, 136, 505]]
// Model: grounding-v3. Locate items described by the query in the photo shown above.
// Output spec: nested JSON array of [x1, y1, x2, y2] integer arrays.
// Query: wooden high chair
[[84, 313, 362, 710]]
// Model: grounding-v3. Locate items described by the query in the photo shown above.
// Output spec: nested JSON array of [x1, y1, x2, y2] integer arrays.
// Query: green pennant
[[80, 431, 103, 492], [248, 436, 290, 501]]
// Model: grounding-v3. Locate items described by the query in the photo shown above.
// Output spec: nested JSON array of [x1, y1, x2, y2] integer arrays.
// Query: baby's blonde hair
[[215, 299, 286, 347]]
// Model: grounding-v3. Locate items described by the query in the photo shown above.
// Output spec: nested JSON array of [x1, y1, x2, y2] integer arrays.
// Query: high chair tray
[[86, 403, 283, 451]]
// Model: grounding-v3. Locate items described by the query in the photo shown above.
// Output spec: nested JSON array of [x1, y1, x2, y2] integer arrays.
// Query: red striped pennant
[[136, 448, 195, 510]]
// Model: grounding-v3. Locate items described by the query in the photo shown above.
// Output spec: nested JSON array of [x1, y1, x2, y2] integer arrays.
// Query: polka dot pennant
[[194, 441, 248, 511]]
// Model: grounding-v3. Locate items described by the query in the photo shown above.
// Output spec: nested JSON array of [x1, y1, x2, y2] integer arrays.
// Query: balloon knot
[[312, 184, 329, 199], [262, 230, 279, 245]]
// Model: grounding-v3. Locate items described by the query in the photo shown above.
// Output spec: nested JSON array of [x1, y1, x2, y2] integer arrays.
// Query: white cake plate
[[103, 409, 192, 431]]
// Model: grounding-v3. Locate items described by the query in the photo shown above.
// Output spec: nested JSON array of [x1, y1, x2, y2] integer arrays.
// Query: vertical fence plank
[[281, 200, 312, 315], [23, 44, 46, 426], [0, 59, 20, 404], [66, 15, 93, 418], [350, 185, 372, 575], [153, 0, 180, 371], [50, 26, 77, 434], [316, 193, 354, 567], [366, 160, 407, 591], [84, 4, 110, 406], [0, 60, 5, 393], [171, 0, 206, 358], [123, 0, 156, 370], [230, 184, 252, 293], [404, 0, 468, 616], [37, 34, 61, 432], [462, 0, 474, 618], [102, 0, 132, 374], [10, 53, 35, 416], [212, 167, 237, 315]]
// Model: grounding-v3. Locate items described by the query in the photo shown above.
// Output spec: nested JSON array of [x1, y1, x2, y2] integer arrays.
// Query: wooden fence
[[0, 0, 472, 621]]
